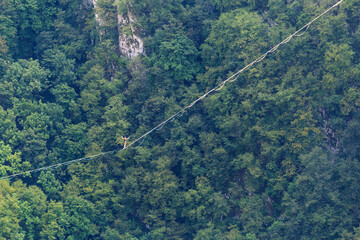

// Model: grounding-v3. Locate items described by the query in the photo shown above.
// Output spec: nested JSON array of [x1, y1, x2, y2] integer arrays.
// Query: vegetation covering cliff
[[0, 0, 360, 239]]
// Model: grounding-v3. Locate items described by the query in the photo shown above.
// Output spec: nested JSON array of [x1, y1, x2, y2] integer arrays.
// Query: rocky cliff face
[[90, 0, 144, 58], [90, 0, 104, 26], [117, 8, 144, 58]]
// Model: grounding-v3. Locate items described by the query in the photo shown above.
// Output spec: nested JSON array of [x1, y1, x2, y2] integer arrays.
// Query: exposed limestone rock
[[89, 0, 105, 36], [117, 9, 144, 58], [320, 108, 340, 159], [90, 0, 144, 58]]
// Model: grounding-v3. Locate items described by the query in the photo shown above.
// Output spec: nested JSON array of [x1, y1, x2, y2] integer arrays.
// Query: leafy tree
[[148, 24, 200, 87], [270, 148, 350, 239], [41, 49, 77, 85], [0, 141, 28, 177], [200, 8, 268, 93], [0, 180, 23, 240], [7, 0, 58, 58], [62, 195, 97, 239], [54, 123, 88, 161], [0, 59, 49, 107], [77, 65, 108, 125], [99, 94, 130, 150], [0, 0, 359, 239], [0, 15, 17, 57], [0, 106, 19, 146], [17, 112, 50, 167], [39, 200, 66, 240], [37, 171, 62, 200], [16, 182, 48, 240]]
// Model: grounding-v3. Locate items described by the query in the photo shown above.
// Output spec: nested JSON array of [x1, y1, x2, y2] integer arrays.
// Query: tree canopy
[[0, 0, 360, 239]]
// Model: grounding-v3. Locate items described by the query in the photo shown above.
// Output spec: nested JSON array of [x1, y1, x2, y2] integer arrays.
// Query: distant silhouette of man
[[121, 136, 129, 149]]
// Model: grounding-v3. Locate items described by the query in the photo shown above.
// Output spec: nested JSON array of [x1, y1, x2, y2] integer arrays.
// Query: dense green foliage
[[0, 0, 360, 239]]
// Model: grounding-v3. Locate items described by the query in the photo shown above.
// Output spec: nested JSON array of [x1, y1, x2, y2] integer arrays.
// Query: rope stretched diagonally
[[0, 0, 344, 181]]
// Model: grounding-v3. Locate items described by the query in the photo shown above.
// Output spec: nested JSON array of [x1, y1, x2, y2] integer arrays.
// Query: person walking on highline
[[121, 136, 129, 149]]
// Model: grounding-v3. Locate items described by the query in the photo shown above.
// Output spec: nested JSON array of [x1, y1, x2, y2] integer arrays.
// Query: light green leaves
[[0, 141, 28, 178]]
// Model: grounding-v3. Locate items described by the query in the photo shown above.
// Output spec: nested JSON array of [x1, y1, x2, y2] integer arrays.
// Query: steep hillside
[[0, 0, 359, 239]]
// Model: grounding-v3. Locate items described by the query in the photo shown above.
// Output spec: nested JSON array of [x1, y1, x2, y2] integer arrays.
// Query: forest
[[0, 0, 360, 239]]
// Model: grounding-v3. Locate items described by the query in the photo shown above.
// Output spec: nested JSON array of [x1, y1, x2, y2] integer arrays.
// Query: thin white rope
[[156, 123, 165, 131], [294, 25, 311, 37], [136, 135, 147, 147], [0, 151, 112, 180], [0, 0, 343, 181]]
